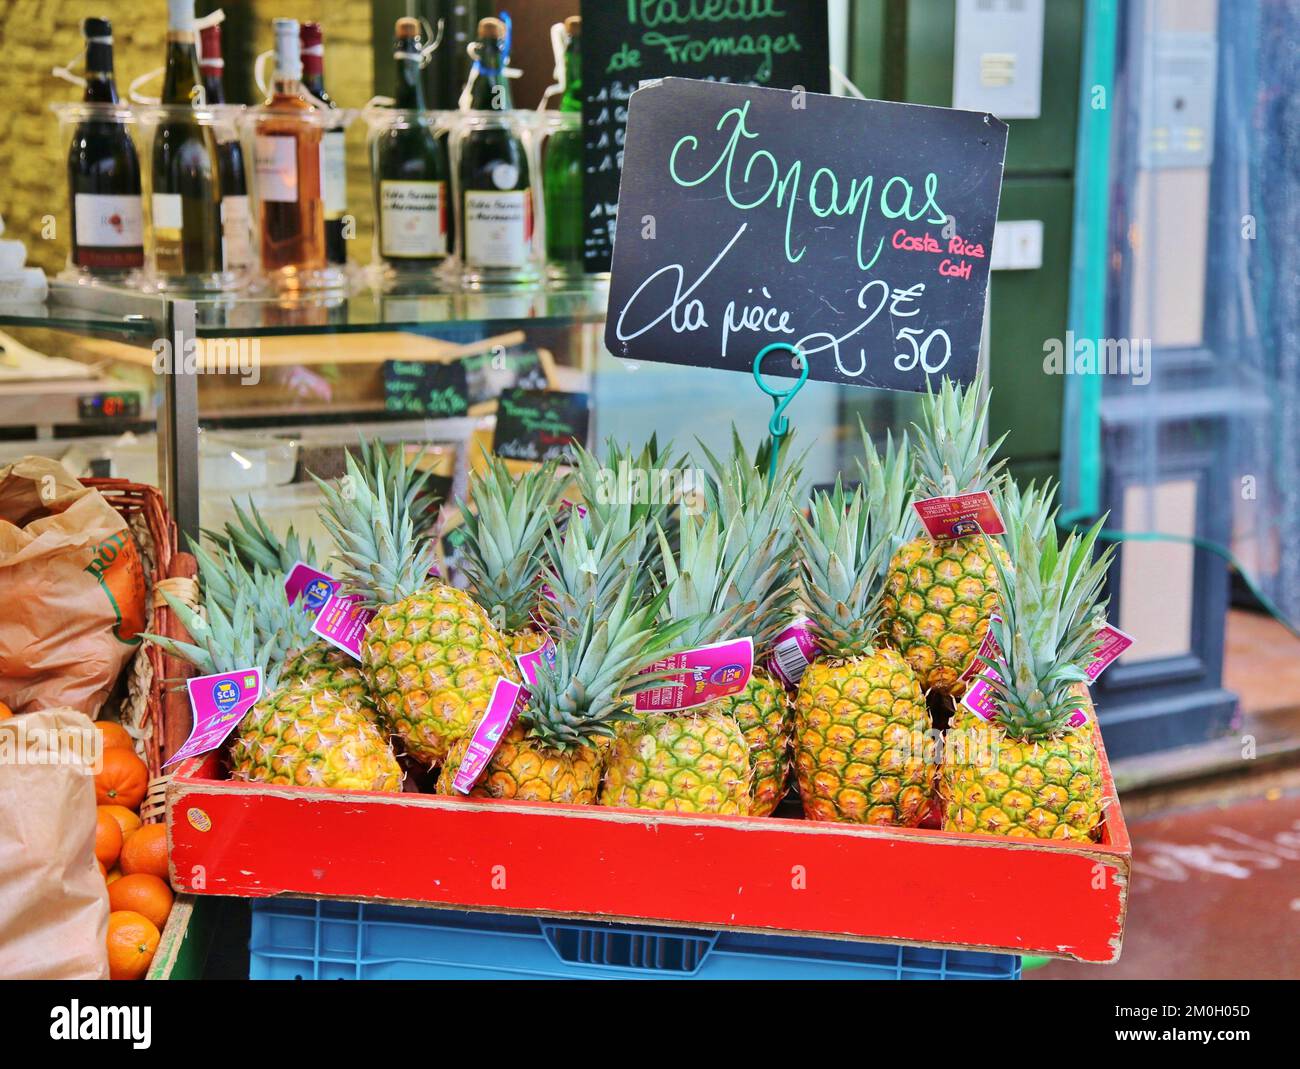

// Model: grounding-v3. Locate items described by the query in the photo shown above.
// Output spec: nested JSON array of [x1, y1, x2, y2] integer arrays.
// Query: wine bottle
[[372, 17, 453, 272], [458, 17, 535, 283], [67, 17, 144, 276], [300, 22, 348, 265], [151, 0, 223, 281], [198, 17, 251, 274], [253, 18, 325, 282], [543, 16, 584, 277]]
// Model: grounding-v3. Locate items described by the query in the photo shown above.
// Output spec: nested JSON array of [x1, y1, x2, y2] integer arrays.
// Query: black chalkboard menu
[[491, 389, 591, 464], [382, 360, 470, 417], [605, 78, 1008, 392], [580, 0, 829, 273]]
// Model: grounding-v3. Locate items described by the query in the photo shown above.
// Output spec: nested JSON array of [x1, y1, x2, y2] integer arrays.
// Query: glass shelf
[[0, 277, 609, 341]]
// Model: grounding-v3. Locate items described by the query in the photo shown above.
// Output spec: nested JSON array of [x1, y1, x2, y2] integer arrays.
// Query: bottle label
[[464, 189, 532, 269], [219, 193, 252, 271], [321, 129, 347, 217], [74, 194, 144, 250], [255, 135, 299, 203], [152, 192, 184, 231], [379, 180, 447, 258]]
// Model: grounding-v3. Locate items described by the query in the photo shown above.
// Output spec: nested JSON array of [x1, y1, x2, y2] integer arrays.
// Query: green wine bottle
[[543, 16, 584, 277], [373, 17, 454, 272], [458, 17, 535, 284], [151, 0, 223, 282]]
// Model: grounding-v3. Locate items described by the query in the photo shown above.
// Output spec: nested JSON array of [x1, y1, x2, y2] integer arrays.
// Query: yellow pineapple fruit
[[939, 483, 1114, 840], [793, 433, 935, 825]]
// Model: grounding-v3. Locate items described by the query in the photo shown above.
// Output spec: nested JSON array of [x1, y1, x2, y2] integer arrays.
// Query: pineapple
[[699, 429, 803, 816], [882, 376, 1008, 697], [316, 443, 520, 768], [793, 434, 935, 825], [458, 454, 565, 659], [436, 576, 684, 803], [940, 485, 1114, 841], [147, 570, 401, 792], [599, 512, 752, 815]]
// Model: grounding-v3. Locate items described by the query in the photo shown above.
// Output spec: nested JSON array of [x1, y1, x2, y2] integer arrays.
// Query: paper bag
[[0, 457, 146, 717], [0, 708, 110, 979]]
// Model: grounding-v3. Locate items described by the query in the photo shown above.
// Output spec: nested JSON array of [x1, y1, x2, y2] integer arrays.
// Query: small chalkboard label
[[492, 389, 590, 464], [606, 78, 1008, 393], [382, 360, 470, 418], [580, 0, 829, 273]]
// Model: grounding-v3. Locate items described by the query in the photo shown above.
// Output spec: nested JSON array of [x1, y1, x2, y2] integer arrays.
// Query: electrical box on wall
[[1138, 31, 1217, 169], [952, 0, 1045, 119]]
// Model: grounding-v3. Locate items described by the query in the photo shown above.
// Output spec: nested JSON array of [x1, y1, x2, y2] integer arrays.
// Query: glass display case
[[0, 277, 918, 549]]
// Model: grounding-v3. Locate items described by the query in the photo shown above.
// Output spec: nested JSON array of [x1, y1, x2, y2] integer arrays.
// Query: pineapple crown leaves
[[795, 433, 913, 659], [856, 425, 919, 558], [458, 452, 565, 632], [198, 497, 317, 576], [696, 427, 806, 648], [314, 442, 439, 607], [654, 511, 747, 650], [144, 581, 286, 693], [538, 509, 643, 638], [522, 580, 692, 750], [978, 484, 1117, 739], [912, 373, 1008, 498]]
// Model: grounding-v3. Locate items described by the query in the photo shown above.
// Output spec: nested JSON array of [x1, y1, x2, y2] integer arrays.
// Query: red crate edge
[[165, 730, 1130, 964]]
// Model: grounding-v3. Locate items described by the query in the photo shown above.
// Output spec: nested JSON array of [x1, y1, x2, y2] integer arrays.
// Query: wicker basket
[[82, 477, 196, 819]]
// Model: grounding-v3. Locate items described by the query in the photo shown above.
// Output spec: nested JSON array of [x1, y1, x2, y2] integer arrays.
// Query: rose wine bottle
[[458, 17, 535, 284], [151, 0, 223, 282], [198, 17, 251, 275], [543, 16, 584, 277], [372, 17, 453, 273], [67, 17, 144, 277], [253, 17, 325, 284], [300, 22, 348, 266]]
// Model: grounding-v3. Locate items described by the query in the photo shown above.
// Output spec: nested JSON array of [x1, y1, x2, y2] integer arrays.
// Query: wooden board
[[166, 734, 1129, 963]]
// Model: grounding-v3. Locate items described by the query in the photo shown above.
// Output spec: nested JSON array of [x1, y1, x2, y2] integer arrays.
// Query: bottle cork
[[395, 17, 420, 39], [478, 17, 506, 39]]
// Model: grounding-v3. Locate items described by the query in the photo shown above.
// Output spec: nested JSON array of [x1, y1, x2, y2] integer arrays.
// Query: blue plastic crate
[[249, 898, 1022, 980]]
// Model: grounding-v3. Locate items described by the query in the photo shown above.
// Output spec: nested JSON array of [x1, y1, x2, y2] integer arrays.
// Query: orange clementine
[[108, 874, 173, 930], [106, 867, 123, 885], [106, 911, 159, 980], [95, 747, 148, 809], [94, 808, 124, 868], [0, 701, 12, 719], [119, 823, 169, 880], [100, 804, 143, 840], [94, 721, 134, 751]]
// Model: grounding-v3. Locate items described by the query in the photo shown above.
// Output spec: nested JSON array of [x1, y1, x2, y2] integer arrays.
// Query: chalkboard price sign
[[606, 78, 1008, 393], [492, 389, 591, 464], [383, 360, 470, 418], [581, 0, 829, 273]]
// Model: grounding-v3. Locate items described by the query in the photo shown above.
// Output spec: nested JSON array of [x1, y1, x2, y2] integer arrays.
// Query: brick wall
[[0, 1, 375, 274]]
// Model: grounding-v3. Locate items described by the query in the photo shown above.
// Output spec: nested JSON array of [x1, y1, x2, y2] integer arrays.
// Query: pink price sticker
[[165, 668, 263, 766], [516, 634, 557, 688], [1085, 623, 1133, 681], [451, 677, 528, 794], [284, 561, 337, 617], [769, 617, 817, 686], [311, 592, 376, 661], [913, 491, 1006, 540], [634, 636, 754, 713]]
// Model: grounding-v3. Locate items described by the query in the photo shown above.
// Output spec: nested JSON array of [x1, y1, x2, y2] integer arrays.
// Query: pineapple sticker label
[[312, 593, 376, 661], [452, 678, 528, 794], [913, 491, 1006, 540], [635, 636, 754, 712], [606, 78, 1007, 393], [284, 561, 337, 614], [168, 668, 263, 766]]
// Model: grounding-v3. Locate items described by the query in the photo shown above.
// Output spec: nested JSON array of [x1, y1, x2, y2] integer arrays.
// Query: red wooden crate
[[165, 729, 1130, 963]]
